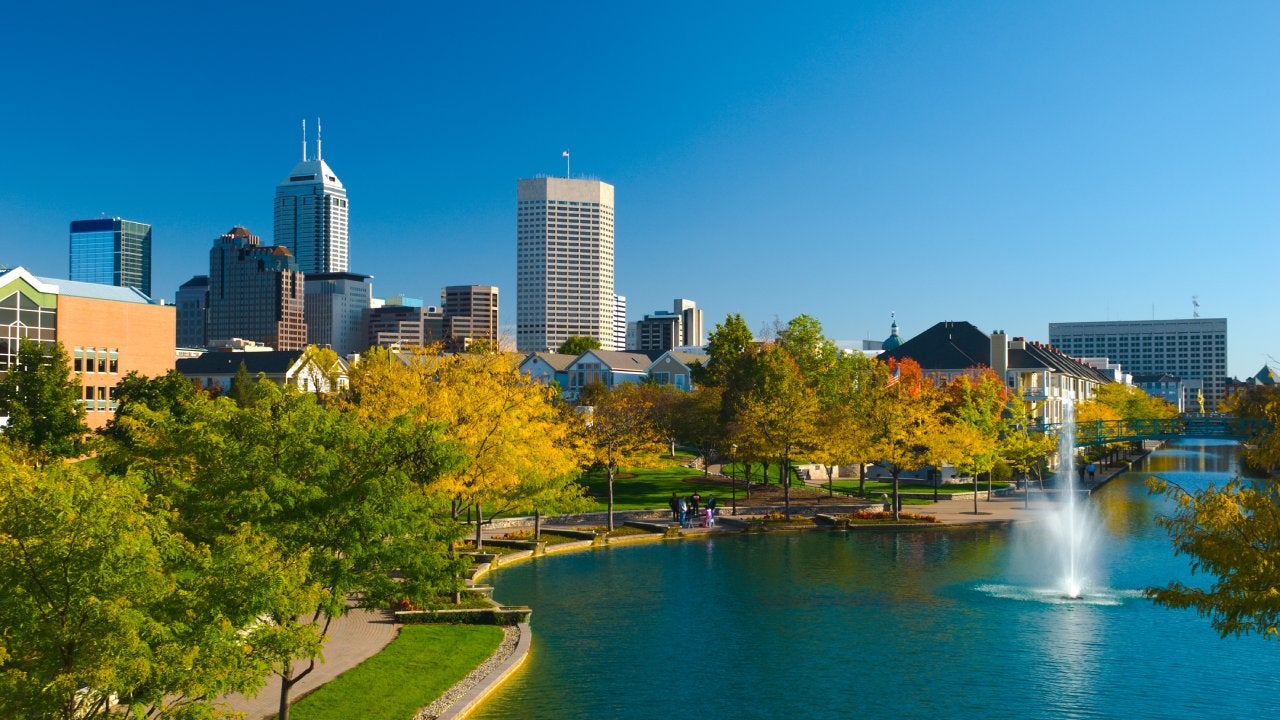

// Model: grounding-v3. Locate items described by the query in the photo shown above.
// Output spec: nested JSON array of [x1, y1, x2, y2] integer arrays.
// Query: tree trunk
[[892, 468, 901, 521], [782, 457, 791, 519], [607, 464, 616, 532], [475, 504, 484, 551], [534, 509, 541, 542], [744, 462, 752, 499], [859, 463, 866, 497], [827, 464, 836, 497]]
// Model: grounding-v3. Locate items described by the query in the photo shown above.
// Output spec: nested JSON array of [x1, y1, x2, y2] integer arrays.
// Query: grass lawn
[[289, 624, 504, 720], [579, 455, 720, 511]]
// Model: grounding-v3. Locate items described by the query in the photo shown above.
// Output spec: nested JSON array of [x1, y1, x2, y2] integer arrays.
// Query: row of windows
[[73, 347, 119, 374], [80, 385, 119, 412]]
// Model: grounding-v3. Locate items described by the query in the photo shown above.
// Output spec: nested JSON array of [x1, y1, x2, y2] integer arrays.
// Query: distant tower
[[275, 119, 349, 274], [69, 218, 152, 297], [174, 275, 210, 348], [516, 176, 616, 352], [674, 298, 703, 346]]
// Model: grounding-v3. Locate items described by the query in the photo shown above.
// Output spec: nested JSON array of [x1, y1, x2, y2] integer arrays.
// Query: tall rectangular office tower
[[1048, 317, 1228, 411], [69, 218, 152, 297], [274, 123, 349, 274], [516, 177, 616, 352]]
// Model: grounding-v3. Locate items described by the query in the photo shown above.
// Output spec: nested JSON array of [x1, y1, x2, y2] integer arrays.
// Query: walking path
[[219, 607, 398, 720], [230, 449, 1148, 718]]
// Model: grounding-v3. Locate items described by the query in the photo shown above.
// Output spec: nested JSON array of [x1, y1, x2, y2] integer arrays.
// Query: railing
[[1035, 417, 1269, 447]]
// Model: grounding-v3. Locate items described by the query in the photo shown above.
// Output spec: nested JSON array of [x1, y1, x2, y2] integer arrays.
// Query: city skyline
[[1, 2, 1277, 375]]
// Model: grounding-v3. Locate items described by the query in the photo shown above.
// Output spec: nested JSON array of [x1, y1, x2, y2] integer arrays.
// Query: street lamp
[[730, 444, 738, 515]]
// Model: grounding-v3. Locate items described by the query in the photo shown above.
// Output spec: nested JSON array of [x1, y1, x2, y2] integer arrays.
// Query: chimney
[[991, 330, 1008, 382], [1010, 336, 1026, 350]]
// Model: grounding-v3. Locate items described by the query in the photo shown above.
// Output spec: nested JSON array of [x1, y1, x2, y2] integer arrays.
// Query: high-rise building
[[674, 298, 703, 347], [1048, 318, 1228, 411], [69, 218, 152, 297], [635, 311, 682, 353], [305, 272, 372, 356], [365, 302, 444, 349], [613, 294, 627, 352], [175, 275, 210, 348], [274, 120, 349, 274], [516, 177, 615, 352], [207, 227, 307, 351], [442, 285, 499, 351]]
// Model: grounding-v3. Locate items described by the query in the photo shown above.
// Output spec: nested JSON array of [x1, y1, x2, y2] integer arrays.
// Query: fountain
[[1043, 399, 1099, 599]]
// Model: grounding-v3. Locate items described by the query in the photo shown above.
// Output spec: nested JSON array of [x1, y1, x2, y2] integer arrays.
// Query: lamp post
[[730, 444, 738, 515]]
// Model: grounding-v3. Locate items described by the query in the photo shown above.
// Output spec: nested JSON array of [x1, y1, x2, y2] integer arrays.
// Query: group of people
[[670, 491, 716, 528]]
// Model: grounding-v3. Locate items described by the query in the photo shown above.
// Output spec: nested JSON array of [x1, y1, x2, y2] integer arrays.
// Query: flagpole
[[564, 150, 570, 179]]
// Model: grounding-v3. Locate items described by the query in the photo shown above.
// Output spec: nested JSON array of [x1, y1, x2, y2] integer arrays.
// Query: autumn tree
[[557, 335, 601, 356], [1147, 473, 1280, 639], [999, 392, 1055, 501], [0, 338, 86, 460], [342, 347, 589, 543], [865, 358, 945, 520], [728, 345, 819, 518], [1220, 384, 1280, 473], [942, 371, 1009, 509], [674, 385, 725, 475], [809, 352, 879, 496], [579, 382, 665, 531]]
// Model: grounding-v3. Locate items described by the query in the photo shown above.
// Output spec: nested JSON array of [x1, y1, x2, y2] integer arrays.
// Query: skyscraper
[[207, 227, 307, 351], [69, 218, 152, 297], [174, 275, 210, 348], [516, 177, 615, 352], [441, 285, 499, 351], [305, 272, 372, 356], [274, 120, 349, 274]]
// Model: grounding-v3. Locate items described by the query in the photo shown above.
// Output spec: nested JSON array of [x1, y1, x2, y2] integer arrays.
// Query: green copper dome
[[882, 320, 902, 350]]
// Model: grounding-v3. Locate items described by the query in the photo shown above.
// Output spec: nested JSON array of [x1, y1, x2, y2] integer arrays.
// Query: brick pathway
[[219, 607, 399, 719]]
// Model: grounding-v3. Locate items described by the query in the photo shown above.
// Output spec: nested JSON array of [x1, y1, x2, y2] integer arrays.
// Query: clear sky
[[1, 1, 1276, 376]]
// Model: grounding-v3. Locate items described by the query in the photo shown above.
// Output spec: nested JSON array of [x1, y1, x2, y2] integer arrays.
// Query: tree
[[775, 313, 840, 385], [0, 338, 86, 460], [695, 312, 754, 386], [341, 348, 589, 542], [728, 345, 819, 518], [1147, 473, 1280, 639], [864, 358, 945, 520], [1221, 384, 1280, 473], [674, 385, 725, 474], [557, 336, 601, 356], [579, 382, 665, 531], [999, 392, 1055, 504], [942, 371, 1009, 510], [0, 444, 312, 720], [810, 352, 879, 496], [103, 380, 468, 719]]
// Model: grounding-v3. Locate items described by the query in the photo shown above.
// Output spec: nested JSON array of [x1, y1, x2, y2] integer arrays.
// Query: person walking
[[706, 495, 717, 524], [1087, 462, 1096, 483], [691, 491, 702, 515], [669, 492, 680, 523], [677, 496, 688, 528]]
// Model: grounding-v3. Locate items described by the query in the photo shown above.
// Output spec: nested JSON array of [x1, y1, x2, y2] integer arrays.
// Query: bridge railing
[[1036, 417, 1268, 446]]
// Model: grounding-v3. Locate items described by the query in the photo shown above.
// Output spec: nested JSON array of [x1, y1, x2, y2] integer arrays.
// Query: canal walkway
[[224, 447, 1148, 719]]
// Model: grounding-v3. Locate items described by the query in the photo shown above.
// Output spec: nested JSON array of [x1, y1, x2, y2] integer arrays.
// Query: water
[[475, 440, 1279, 720], [1040, 400, 1102, 600]]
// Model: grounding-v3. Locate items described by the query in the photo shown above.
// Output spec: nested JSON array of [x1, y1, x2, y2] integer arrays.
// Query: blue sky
[[1, 1, 1276, 376]]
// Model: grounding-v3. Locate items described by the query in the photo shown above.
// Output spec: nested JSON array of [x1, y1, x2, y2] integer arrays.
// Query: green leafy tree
[[942, 371, 1009, 509], [0, 338, 86, 460], [810, 352, 880, 496], [775, 313, 840, 385], [0, 444, 312, 720], [104, 381, 467, 719], [557, 336, 601, 356], [1217, 385, 1280, 474], [695, 312, 754, 386]]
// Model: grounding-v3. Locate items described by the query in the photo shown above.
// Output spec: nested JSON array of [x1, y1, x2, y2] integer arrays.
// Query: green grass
[[289, 624, 504, 720], [580, 457, 717, 510]]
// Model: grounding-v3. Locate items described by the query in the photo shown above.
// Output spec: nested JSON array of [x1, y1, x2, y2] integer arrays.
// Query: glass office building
[[69, 218, 152, 298]]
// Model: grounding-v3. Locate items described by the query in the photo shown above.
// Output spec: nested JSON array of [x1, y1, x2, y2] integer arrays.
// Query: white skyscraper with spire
[[275, 119, 349, 274]]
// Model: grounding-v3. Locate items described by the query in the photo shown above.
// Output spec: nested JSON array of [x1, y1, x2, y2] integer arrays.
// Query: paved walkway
[[219, 607, 398, 719]]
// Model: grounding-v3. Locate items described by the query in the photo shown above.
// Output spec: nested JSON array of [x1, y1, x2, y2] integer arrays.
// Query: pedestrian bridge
[[1038, 417, 1269, 447]]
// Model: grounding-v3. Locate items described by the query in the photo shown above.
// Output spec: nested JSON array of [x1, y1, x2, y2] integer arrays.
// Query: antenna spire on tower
[[302, 118, 308, 161], [317, 118, 323, 161]]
